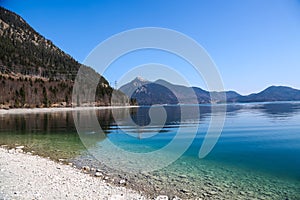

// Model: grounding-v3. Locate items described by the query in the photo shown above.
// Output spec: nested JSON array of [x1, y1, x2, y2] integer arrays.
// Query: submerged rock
[[178, 174, 187, 179], [180, 189, 190, 193], [207, 191, 218, 195]]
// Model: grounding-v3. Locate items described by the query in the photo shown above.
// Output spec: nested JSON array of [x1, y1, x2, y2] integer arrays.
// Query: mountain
[[119, 78, 241, 105], [119, 78, 300, 105], [118, 77, 150, 98], [237, 86, 300, 102], [119, 77, 178, 105], [0, 7, 128, 108], [0, 7, 80, 80]]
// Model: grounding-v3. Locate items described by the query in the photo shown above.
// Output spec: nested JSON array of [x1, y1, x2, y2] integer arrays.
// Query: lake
[[0, 102, 299, 199]]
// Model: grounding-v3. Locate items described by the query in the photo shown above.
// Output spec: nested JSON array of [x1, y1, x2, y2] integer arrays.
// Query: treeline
[[0, 74, 126, 108], [0, 74, 72, 108]]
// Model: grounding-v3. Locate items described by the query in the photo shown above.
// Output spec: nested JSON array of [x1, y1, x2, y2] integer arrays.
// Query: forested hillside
[[0, 7, 128, 108]]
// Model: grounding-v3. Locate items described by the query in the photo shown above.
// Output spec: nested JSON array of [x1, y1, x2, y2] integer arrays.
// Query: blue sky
[[2, 0, 300, 94]]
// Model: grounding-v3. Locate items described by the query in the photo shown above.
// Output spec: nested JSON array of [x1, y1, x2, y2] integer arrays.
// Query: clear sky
[[1, 0, 300, 94]]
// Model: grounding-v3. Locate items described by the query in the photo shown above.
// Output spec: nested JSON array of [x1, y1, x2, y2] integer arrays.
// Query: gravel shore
[[0, 106, 138, 115], [0, 148, 147, 200]]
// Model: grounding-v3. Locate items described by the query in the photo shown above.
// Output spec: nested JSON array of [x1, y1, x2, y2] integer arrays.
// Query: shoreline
[[1, 100, 300, 115], [0, 147, 148, 200], [0, 105, 139, 115]]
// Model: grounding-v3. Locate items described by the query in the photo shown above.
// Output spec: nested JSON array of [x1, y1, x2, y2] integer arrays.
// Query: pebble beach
[[0, 147, 147, 200]]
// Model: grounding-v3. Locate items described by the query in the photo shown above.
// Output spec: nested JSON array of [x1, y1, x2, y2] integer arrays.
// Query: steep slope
[[0, 7, 81, 79], [118, 77, 151, 98], [119, 77, 178, 105], [0, 7, 126, 108]]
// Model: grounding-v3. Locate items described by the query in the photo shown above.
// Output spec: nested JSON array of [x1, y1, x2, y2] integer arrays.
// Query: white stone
[[82, 166, 90, 172], [156, 195, 169, 200], [95, 172, 102, 177], [8, 149, 16, 154], [172, 196, 181, 200], [0, 147, 146, 199], [15, 149, 23, 153]]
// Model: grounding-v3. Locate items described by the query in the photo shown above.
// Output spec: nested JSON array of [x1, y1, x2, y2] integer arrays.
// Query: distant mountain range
[[0, 7, 128, 108], [236, 86, 300, 102], [1, 7, 299, 108], [119, 77, 300, 105]]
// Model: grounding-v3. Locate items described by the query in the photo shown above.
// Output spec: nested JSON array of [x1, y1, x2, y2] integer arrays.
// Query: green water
[[0, 112, 84, 159]]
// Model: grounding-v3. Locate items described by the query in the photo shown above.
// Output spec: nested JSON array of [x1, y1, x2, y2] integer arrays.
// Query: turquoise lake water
[[0, 102, 299, 199]]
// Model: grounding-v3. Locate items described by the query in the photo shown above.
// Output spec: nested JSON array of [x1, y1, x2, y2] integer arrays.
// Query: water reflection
[[1, 102, 300, 158], [254, 102, 300, 118], [0, 112, 75, 133], [0, 102, 299, 135], [0, 110, 117, 159]]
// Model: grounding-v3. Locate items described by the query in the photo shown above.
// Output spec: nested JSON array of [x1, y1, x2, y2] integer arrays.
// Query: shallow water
[[0, 102, 299, 199]]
